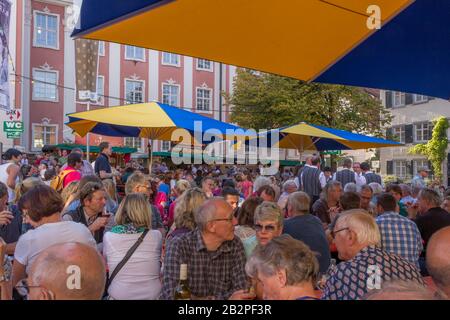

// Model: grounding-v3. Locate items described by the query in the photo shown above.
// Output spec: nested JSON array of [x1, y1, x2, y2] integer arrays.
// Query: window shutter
[[386, 161, 393, 175], [385, 91, 392, 108], [410, 160, 415, 177], [405, 124, 414, 144], [405, 94, 413, 105]]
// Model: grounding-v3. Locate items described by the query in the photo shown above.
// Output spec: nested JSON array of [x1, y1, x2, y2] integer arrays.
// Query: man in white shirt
[[353, 162, 367, 189]]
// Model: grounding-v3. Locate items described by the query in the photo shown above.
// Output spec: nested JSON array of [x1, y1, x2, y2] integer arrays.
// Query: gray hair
[[282, 180, 298, 193], [344, 182, 358, 193], [194, 197, 226, 231], [419, 188, 441, 207], [360, 184, 373, 194], [254, 201, 284, 227], [253, 176, 271, 192], [364, 280, 434, 300], [321, 181, 342, 202], [287, 192, 310, 215], [335, 209, 381, 246], [245, 234, 319, 285], [368, 182, 383, 195]]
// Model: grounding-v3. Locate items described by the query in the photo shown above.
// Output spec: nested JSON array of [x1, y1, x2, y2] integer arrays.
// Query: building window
[[124, 137, 141, 149], [162, 52, 180, 66], [415, 122, 431, 142], [196, 88, 212, 112], [197, 59, 213, 71], [125, 45, 145, 61], [414, 94, 428, 103], [162, 84, 180, 106], [392, 91, 405, 107], [125, 80, 144, 104], [32, 69, 58, 101], [413, 159, 428, 175], [32, 123, 57, 149], [34, 11, 58, 49], [394, 160, 407, 178], [162, 141, 171, 151], [98, 41, 105, 56], [392, 126, 405, 143], [96, 76, 104, 105]]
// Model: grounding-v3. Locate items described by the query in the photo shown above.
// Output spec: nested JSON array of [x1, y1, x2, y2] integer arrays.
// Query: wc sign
[[4, 109, 23, 139]]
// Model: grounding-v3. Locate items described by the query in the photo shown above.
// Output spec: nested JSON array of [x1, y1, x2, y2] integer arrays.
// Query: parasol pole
[[148, 139, 153, 175]]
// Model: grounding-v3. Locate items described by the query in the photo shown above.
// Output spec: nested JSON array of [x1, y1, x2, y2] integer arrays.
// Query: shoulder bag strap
[[105, 229, 149, 290]]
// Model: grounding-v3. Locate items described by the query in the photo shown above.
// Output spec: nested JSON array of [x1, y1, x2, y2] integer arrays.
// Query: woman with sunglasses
[[249, 201, 284, 299]]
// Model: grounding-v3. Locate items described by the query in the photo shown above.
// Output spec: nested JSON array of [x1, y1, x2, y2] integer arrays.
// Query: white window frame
[[196, 59, 213, 72], [94, 75, 105, 105], [124, 79, 145, 104], [98, 41, 105, 56], [162, 83, 180, 107], [392, 91, 406, 108], [33, 10, 59, 50], [414, 122, 431, 143], [125, 45, 146, 62], [124, 137, 142, 150], [32, 68, 59, 102], [392, 126, 405, 144], [195, 87, 213, 114], [161, 52, 180, 67], [161, 141, 171, 152], [32, 123, 58, 151], [413, 94, 428, 104], [393, 160, 407, 178], [413, 159, 429, 175]]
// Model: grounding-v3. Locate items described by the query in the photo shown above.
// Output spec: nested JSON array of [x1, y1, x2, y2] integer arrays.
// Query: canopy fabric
[[72, 0, 450, 99], [56, 143, 137, 154], [257, 122, 402, 151], [66, 101, 244, 141]]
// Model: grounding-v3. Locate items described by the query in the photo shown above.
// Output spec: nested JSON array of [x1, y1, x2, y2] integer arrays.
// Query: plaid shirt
[[322, 245, 423, 300], [161, 228, 248, 300], [376, 211, 423, 268]]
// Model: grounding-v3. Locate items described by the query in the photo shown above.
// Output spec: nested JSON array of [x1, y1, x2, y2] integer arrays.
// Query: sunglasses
[[254, 224, 277, 232]]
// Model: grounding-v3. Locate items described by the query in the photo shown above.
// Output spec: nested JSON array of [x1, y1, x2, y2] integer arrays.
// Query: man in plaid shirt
[[375, 193, 423, 269], [161, 198, 254, 300]]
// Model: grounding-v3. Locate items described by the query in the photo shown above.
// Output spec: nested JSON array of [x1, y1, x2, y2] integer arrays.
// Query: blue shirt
[[283, 214, 331, 274], [94, 153, 111, 177], [376, 211, 423, 269], [158, 183, 170, 196], [322, 245, 423, 300]]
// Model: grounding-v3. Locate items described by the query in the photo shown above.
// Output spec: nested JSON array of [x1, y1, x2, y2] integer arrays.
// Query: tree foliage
[[409, 116, 449, 182], [226, 69, 393, 135]]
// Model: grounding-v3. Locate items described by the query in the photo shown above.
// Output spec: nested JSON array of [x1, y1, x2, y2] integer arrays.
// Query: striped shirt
[[301, 165, 322, 197], [364, 171, 382, 185], [161, 228, 248, 300], [376, 211, 423, 269], [334, 169, 356, 187]]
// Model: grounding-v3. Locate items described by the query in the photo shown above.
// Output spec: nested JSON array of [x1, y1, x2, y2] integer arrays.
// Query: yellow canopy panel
[[83, 0, 412, 81]]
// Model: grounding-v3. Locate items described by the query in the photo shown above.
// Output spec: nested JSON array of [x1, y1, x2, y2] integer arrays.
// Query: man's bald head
[[194, 198, 233, 230], [426, 226, 450, 298], [28, 242, 106, 300]]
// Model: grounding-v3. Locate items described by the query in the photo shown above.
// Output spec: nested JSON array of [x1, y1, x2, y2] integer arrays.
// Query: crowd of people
[[0, 146, 450, 300]]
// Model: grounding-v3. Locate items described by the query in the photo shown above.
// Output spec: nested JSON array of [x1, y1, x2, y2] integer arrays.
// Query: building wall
[[379, 89, 450, 184]]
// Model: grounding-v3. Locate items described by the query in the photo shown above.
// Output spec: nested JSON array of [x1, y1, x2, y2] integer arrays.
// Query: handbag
[[103, 229, 149, 298]]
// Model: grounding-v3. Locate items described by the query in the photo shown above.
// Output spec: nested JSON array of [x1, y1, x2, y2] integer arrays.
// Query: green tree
[[409, 116, 449, 182], [226, 69, 392, 135]]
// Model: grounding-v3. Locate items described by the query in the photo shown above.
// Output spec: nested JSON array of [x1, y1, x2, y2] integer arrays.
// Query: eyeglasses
[[15, 279, 41, 296], [254, 224, 277, 232], [331, 227, 350, 239]]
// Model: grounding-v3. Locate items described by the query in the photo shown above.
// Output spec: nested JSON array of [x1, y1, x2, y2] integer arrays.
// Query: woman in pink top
[[240, 173, 253, 199], [166, 179, 191, 228]]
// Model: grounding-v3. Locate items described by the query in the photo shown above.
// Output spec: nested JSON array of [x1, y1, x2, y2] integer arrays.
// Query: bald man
[[161, 198, 253, 300], [426, 226, 450, 299], [26, 242, 106, 300]]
